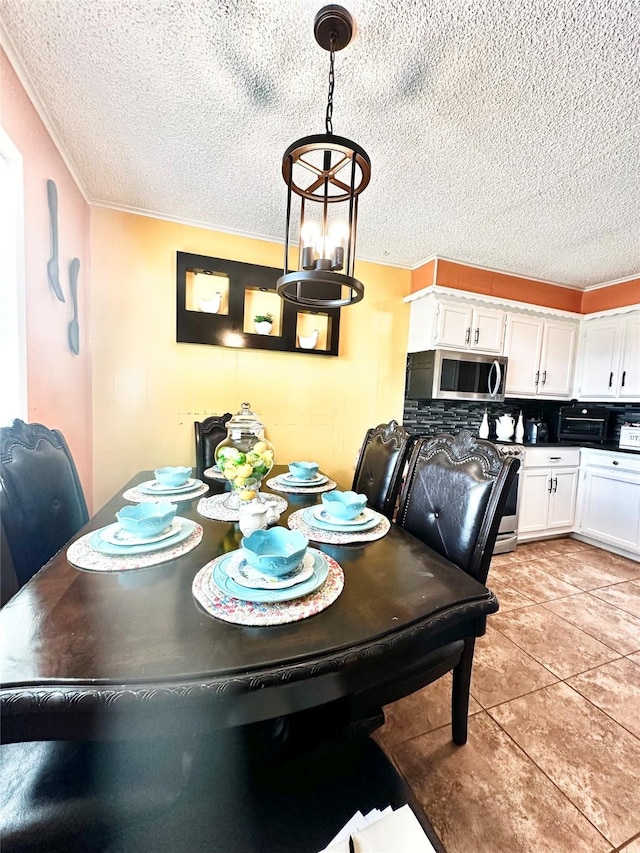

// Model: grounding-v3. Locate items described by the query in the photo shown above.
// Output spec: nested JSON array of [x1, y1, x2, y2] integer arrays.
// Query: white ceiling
[[1, 0, 639, 288]]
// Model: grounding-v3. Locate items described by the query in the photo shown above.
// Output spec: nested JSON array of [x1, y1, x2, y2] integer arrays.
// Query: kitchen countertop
[[495, 440, 640, 455]]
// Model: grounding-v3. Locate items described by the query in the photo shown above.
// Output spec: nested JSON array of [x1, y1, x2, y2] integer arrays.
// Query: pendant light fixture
[[277, 5, 371, 309]]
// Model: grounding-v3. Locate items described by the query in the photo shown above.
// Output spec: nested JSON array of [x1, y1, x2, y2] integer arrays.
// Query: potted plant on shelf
[[254, 313, 274, 335]]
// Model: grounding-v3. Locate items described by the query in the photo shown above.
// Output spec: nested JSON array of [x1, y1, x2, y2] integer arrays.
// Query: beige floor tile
[[490, 549, 538, 567], [543, 593, 640, 655], [525, 554, 631, 591], [618, 837, 640, 852], [391, 712, 611, 853], [490, 605, 620, 678], [379, 673, 482, 747], [542, 538, 604, 556], [629, 651, 640, 666], [487, 577, 536, 612], [567, 657, 640, 739], [489, 682, 640, 847], [591, 580, 640, 618], [489, 561, 584, 603], [579, 549, 640, 582], [470, 626, 558, 708]]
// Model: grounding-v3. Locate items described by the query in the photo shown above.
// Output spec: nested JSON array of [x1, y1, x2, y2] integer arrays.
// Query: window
[[0, 127, 26, 426]]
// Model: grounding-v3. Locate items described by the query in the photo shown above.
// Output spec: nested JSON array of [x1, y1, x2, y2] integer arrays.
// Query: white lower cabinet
[[517, 448, 580, 541], [576, 450, 640, 555]]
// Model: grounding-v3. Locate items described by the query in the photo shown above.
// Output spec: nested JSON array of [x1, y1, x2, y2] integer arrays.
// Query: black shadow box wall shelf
[[176, 252, 341, 356]]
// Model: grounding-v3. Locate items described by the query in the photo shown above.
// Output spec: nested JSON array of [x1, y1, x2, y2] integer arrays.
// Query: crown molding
[[582, 273, 640, 291]]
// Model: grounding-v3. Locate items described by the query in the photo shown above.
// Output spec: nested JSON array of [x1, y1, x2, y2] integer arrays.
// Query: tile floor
[[376, 537, 640, 853]]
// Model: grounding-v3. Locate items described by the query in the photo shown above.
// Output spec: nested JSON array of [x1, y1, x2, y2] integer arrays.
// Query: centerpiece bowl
[[241, 527, 308, 578], [215, 403, 275, 509], [116, 502, 177, 537]]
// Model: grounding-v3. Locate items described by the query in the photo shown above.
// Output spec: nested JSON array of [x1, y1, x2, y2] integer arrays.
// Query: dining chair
[[350, 430, 519, 745], [351, 419, 414, 519], [0, 419, 89, 592], [194, 413, 232, 481]]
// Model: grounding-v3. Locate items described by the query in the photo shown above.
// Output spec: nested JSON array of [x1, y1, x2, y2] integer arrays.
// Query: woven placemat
[[67, 522, 203, 572], [197, 492, 288, 522], [122, 481, 209, 503], [288, 508, 390, 545], [192, 549, 344, 626], [266, 475, 337, 495]]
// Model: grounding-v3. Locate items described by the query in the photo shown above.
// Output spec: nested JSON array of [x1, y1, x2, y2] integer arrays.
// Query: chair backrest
[[194, 413, 232, 479], [351, 420, 414, 519], [0, 419, 89, 589], [396, 430, 519, 583]]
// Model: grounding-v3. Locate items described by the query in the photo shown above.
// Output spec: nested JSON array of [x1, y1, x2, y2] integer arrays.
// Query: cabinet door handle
[[548, 476, 553, 493], [541, 370, 547, 385], [609, 371, 614, 387], [622, 371, 626, 387], [549, 456, 562, 461], [535, 370, 540, 386], [612, 460, 619, 466], [474, 328, 479, 344], [465, 327, 471, 345], [553, 476, 558, 492]]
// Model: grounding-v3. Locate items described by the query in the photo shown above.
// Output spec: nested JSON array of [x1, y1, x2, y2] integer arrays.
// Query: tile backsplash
[[403, 398, 640, 442]]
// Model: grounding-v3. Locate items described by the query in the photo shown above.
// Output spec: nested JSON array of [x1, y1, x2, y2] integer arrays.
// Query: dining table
[[0, 465, 498, 746]]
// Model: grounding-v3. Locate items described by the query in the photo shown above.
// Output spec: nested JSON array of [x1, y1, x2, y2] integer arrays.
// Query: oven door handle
[[488, 360, 502, 398]]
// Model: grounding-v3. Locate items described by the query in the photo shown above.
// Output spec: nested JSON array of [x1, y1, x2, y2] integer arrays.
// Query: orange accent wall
[[581, 278, 640, 313], [1, 49, 93, 507], [412, 258, 639, 313]]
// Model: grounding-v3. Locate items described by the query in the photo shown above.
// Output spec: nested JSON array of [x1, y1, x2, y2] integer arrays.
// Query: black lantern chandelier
[[277, 5, 371, 309]]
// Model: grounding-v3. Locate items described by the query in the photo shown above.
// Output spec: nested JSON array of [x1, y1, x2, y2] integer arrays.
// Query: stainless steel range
[[494, 443, 525, 554]]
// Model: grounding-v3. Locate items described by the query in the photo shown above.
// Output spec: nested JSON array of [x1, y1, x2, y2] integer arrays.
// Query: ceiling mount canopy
[[277, 5, 371, 310]]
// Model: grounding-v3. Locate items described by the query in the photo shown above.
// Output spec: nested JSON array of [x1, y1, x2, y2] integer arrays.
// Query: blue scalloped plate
[[90, 518, 195, 555], [210, 548, 328, 603]]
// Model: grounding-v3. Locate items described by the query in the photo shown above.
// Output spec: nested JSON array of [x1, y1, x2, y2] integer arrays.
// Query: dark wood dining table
[[0, 466, 498, 745]]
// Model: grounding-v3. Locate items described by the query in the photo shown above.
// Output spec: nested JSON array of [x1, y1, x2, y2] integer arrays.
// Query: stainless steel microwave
[[405, 349, 508, 401]]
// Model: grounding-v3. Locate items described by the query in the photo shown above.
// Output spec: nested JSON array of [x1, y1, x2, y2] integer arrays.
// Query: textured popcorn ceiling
[[1, 0, 639, 287]]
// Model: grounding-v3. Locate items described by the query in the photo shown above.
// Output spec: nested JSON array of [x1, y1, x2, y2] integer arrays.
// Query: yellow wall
[[90, 209, 411, 508]]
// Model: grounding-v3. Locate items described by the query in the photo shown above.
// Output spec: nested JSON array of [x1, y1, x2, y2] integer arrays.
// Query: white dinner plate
[[137, 478, 200, 495], [90, 518, 195, 555], [99, 519, 182, 546], [224, 550, 316, 590], [278, 473, 328, 487]]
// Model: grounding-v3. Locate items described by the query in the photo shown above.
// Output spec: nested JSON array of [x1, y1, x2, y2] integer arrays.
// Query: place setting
[[67, 500, 203, 572], [287, 490, 390, 545], [192, 526, 344, 626], [122, 466, 209, 503], [266, 460, 337, 494]]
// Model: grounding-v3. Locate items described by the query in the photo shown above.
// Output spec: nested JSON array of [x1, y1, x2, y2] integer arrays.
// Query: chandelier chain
[[325, 33, 336, 135]]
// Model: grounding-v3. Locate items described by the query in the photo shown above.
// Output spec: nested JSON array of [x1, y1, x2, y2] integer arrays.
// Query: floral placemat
[[287, 508, 390, 545], [197, 492, 288, 522], [192, 551, 344, 625], [266, 475, 337, 495], [203, 466, 226, 481], [67, 523, 203, 572], [122, 481, 209, 503]]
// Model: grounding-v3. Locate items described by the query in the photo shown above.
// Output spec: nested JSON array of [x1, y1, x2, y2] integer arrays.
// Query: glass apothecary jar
[[214, 402, 275, 508]]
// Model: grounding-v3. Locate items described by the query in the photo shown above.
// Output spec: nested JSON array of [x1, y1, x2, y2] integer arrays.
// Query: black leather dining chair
[[0, 419, 89, 593], [349, 430, 519, 745], [352, 420, 414, 519], [194, 413, 232, 481]]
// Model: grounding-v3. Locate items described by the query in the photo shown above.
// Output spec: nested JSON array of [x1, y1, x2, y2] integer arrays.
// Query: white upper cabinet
[[503, 315, 577, 398], [576, 310, 640, 400], [437, 303, 505, 353], [407, 292, 505, 353]]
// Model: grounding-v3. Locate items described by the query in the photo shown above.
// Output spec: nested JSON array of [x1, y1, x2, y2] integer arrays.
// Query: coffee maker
[[525, 418, 549, 444]]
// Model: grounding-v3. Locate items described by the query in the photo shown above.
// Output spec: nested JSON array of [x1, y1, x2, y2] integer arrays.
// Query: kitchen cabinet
[[407, 292, 505, 353], [576, 449, 640, 556], [503, 315, 577, 398], [517, 448, 580, 541], [576, 310, 640, 400]]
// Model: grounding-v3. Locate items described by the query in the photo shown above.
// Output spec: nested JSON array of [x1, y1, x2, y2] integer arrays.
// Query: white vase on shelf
[[515, 411, 525, 443], [479, 410, 490, 439]]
